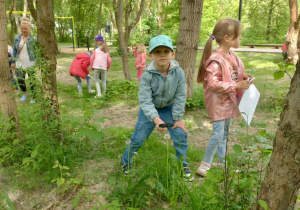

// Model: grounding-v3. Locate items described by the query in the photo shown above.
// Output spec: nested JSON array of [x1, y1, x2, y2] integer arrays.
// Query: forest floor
[[1, 49, 299, 209]]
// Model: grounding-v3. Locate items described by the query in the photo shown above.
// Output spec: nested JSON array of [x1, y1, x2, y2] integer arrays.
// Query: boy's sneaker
[[196, 162, 211, 177], [183, 167, 194, 182], [88, 90, 95, 93], [122, 164, 132, 175]]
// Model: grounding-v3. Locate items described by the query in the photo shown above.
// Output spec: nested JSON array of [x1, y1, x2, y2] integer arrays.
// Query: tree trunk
[[114, 0, 131, 80], [96, 2, 103, 35], [8, 0, 15, 45], [14, 3, 20, 34], [109, 9, 117, 34], [255, 48, 300, 210], [146, 0, 151, 18], [35, 0, 60, 121], [158, 0, 162, 32], [175, 0, 204, 98], [287, 0, 299, 64], [114, 0, 144, 80], [218, 0, 223, 18], [23, 0, 28, 18], [28, 0, 37, 21], [0, 0, 21, 139], [266, 0, 274, 41]]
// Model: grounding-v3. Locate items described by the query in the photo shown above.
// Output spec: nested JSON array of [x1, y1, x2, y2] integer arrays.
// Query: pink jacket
[[90, 47, 111, 70], [203, 50, 248, 122], [133, 49, 147, 70], [69, 53, 90, 79]]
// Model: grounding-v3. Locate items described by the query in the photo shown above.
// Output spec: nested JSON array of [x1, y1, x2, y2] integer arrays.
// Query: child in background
[[120, 35, 193, 181], [8, 45, 19, 93], [69, 51, 94, 94], [196, 18, 252, 176], [133, 44, 147, 81], [90, 35, 111, 98]]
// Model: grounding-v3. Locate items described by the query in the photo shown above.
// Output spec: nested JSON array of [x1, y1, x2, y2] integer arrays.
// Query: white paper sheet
[[238, 84, 260, 126]]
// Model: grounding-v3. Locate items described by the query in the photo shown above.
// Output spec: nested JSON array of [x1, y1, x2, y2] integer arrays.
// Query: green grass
[[0, 50, 292, 209]]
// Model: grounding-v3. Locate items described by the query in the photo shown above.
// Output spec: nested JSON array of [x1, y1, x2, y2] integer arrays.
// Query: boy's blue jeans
[[203, 119, 232, 164], [121, 105, 188, 167]]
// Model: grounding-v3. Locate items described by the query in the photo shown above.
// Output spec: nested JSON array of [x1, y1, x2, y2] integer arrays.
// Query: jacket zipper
[[160, 76, 166, 107]]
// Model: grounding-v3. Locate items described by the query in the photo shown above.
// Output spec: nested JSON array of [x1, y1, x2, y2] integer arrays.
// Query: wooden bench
[[243, 44, 283, 49]]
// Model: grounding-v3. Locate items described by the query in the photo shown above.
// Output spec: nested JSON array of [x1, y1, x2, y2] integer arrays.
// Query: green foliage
[[258, 200, 269, 210], [0, 193, 15, 210], [274, 62, 294, 80], [185, 88, 206, 111], [103, 79, 139, 105]]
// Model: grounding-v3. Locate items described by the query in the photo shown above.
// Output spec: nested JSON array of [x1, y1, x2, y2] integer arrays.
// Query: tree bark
[[0, 0, 21, 139], [114, 0, 144, 80], [35, 0, 60, 121], [96, 2, 103, 35], [124, 0, 145, 47], [27, 0, 37, 21], [175, 0, 204, 98], [287, 0, 299, 64], [158, 0, 162, 32], [113, 0, 131, 80], [109, 9, 117, 34], [255, 48, 300, 210], [14, 3, 20, 34], [23, 0, 28, 18], [8, 0, 15, 45], [266, 0, 274, 41]]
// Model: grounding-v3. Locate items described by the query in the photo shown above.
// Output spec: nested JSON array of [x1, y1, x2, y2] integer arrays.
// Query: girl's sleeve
[[107, 53, 112, 70], [205, 61, 236, 93], [133, 48, 137, 57], [90, 52, 95, 70]]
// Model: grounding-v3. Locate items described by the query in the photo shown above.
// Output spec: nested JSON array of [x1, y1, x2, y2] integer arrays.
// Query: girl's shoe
[[20, 94, 28, 101], [196, 162, 211, 177], [29, 99, 35, 104], [94, 94, 101, 99]]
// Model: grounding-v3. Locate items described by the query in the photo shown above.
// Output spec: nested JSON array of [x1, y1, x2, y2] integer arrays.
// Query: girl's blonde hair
[[197, 18, 241, 83], [20, 17, 31, 29], [136, 44, 146, 54], [99, 42, 109, 53]]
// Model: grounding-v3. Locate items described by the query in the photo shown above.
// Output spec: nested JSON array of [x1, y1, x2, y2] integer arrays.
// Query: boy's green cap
[[149, 35, 174, 54]]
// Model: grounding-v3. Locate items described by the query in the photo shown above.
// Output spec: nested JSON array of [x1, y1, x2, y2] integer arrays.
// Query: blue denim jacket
[[12, 33, 37, 63], [139, 60, 186, 122]]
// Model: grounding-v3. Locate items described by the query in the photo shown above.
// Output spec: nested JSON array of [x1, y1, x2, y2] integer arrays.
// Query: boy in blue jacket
[[121, 35, 193, 181]]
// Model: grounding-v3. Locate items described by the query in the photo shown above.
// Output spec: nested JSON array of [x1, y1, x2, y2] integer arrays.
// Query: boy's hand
[[173, 120, 187, 133], [153, 116, 167, 132]]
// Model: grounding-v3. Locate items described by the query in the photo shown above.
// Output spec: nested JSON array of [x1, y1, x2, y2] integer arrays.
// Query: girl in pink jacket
[[133, 44, 147, 81], [196, 18, 253, 176], [90, 35, 111, 98], [69, 52, 94, 94]]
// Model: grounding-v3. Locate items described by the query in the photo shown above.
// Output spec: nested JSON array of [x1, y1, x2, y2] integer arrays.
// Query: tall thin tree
[[28, 0, 60, 122], [175, 0, 204, 98], [113, 0, 144, 80], [287, 0, 299, 64], [0, 0, 21, 138]]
